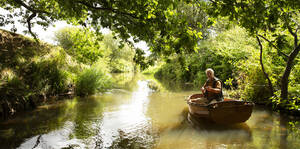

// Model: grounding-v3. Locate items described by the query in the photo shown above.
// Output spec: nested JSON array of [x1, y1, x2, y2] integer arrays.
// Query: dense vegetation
[[151, 25, 299, 108], [0, 28, 136, 119]]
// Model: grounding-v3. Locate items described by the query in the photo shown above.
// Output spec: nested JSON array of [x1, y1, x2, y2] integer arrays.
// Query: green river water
[[0, 74, 300, 149]]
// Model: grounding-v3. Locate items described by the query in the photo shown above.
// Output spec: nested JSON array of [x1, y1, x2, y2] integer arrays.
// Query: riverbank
[[0, 29, 114, 120]]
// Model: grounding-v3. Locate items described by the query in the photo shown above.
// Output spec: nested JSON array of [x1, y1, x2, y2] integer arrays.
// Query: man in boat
[[191, 68, 223, 104]]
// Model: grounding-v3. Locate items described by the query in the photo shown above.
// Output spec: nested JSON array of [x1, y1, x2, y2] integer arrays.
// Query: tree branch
[[14, 0, 51, 41], [257, 34, 288, 58], [27, 12, 38, 42], [282, 9, 298, 53], [256, 36, 274, 96], [287, 24, 298, 49]]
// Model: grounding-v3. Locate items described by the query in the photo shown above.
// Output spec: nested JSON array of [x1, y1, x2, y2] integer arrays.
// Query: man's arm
[[201, 82, 207, 94], [205, 81, 221, 93]]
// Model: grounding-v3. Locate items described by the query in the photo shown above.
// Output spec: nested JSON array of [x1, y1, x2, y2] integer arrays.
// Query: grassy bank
[[0, 29, 124, 120]]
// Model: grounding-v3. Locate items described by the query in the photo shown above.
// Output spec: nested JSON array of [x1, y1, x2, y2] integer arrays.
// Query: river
[[0, 74, 300, 149]]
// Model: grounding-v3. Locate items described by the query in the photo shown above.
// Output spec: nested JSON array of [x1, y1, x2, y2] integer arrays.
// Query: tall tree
[[207, 0, 300, 100]]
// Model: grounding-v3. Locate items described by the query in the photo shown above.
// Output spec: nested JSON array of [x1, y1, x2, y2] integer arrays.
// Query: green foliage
[[154, 26, 256, 91], [55, 29, 135, 72], [28, 59, 68, 95], [54, 27, 104, 65], [1, 0, 201, 55], [0, 29, 68, 102], [142, 61, 163, 75], [133, 48, 152, 71], [0, 75, 27, 100], [271, 90, 300, 112], [154, 61, 185, 90], [75, 64, 112, 96], [207, 0, 300, 35], [1, 28, 109, 100], [238, 65, 271, 102], [207, 0, 300, 102], [101, 34, 135, 72]]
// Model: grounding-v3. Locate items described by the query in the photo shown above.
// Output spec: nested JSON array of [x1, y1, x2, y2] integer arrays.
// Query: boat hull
[[187, 94, 254, 124]]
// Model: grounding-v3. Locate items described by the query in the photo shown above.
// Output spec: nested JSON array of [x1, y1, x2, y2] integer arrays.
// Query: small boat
[[187, 94, 254, 124]]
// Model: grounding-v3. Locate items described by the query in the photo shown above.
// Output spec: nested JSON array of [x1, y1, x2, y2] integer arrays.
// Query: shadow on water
[[0, 96, 107, 149], [0, 100, 71, 149]]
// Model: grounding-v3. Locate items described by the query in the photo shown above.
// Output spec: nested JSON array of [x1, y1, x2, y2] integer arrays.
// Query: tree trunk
[[280, 45, 299, 100]]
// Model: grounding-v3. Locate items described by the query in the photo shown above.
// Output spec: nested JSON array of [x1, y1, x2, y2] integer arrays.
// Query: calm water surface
[[1, 76, 300, 149]]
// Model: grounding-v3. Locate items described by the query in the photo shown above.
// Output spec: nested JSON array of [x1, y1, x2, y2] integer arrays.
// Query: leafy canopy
[[0, 0, 202, 54]]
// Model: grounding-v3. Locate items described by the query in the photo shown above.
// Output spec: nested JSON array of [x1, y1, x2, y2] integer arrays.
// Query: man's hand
[[201, 87, 206, 94], [205, 86, 213, 92]]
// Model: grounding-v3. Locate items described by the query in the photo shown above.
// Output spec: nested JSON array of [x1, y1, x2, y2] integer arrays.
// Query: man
[[201, 68, 224, 103]]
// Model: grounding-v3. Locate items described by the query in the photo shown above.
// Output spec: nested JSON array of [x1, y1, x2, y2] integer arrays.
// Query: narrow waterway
[[1, 75, 300, 149]]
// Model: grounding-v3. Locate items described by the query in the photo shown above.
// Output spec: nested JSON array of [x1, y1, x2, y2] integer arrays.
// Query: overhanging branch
[[256, 36, 274, 96], [27, 12, 38, 41], [13, 0, 51, 41], [257, 34, 288, 58]]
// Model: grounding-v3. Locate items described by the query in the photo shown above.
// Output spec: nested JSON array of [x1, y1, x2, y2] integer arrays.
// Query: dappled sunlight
[[0, 68, 16, 80]]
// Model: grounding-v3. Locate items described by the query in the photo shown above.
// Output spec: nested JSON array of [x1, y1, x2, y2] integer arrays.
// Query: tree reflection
[[0, 99, 76, 148], [280, 113, 288, 149], [72, 96, 105, 139]]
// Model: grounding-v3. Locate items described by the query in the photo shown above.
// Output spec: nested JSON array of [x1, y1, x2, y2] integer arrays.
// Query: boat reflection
[[187, 112, 252, 143]]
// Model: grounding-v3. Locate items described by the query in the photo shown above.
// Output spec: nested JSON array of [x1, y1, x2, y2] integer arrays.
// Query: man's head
[[205, 68, 214, 80]]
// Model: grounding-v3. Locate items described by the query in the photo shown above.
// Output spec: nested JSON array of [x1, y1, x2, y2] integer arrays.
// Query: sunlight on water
[[99, 80, 152, 148], [18, 121, 86, 149]]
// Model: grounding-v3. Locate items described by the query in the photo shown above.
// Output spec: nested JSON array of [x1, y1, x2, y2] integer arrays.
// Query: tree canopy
[[207, 0, 300, 100], [0, 0, 201, 54]]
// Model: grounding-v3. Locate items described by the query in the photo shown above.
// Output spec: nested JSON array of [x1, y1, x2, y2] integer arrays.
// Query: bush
[[238, 65, 272, 102], [75, 65, 112, 96]]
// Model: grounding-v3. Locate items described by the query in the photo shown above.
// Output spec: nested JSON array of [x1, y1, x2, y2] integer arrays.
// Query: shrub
[[75, 65, 112, 96]]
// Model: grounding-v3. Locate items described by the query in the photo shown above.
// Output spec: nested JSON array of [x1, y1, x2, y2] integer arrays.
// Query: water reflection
[[1, 76, 300, 149], [188, 113, 252, 142], [97, 80, 154, 148], [0, 100, 75, 148]]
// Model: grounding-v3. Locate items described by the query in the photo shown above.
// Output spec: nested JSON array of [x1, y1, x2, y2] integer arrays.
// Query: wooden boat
[[187, 94, 254, 124]]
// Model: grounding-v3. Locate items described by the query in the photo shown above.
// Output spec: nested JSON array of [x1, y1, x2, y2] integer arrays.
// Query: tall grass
[[75, 62, 112, 96]]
